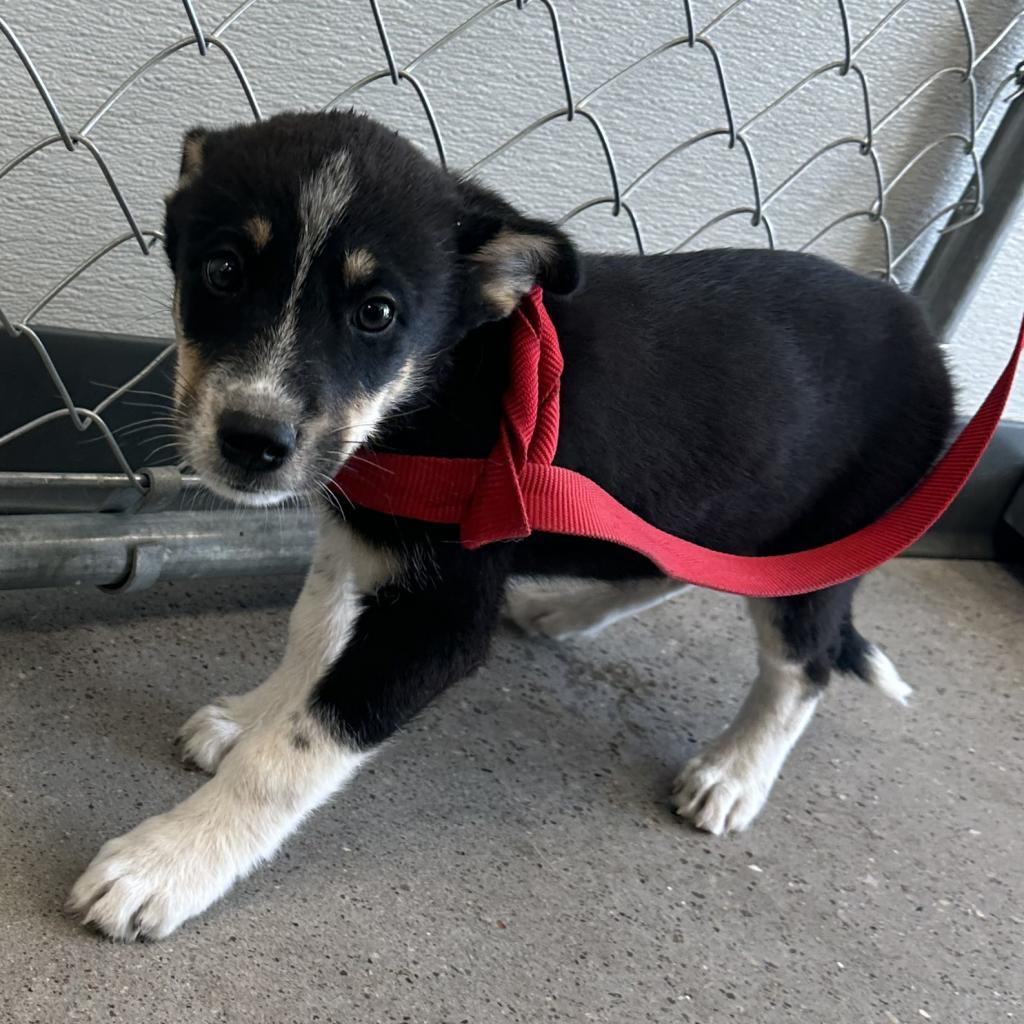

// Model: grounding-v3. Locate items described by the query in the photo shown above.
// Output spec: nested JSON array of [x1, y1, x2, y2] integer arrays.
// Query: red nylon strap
[[334, 289, 1024, 598]]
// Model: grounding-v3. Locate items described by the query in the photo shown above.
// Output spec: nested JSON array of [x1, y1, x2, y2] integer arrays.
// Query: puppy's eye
[[355, 298, 396, 333], [202, 251, 244, 296]]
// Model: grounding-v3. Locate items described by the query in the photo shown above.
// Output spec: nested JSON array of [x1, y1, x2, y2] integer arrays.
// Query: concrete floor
[[0, 560, 1021, 1024]]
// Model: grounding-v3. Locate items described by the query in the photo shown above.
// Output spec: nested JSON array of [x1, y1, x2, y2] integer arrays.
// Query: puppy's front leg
[[68, 516, 504, 940], [67, 517, 381, 939]]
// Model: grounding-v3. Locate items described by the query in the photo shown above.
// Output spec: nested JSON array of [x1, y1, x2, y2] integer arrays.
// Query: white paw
[[670, 743, 774, 836], [178, 700, 245, 773], [505, 588, 604, 641], [67, 813, 237, 940]]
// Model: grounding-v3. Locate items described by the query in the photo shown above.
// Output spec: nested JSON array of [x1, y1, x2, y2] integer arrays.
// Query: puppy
[[68, 110, 953, 940]]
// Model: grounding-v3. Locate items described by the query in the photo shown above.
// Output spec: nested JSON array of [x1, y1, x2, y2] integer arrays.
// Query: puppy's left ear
[[178, 126, 208, 184], [164, 127, 211, 274], [456, 179, 580, 321]]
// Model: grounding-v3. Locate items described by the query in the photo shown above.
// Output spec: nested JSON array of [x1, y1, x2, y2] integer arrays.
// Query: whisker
[[111, 419, 179, 438], [143, 441, 182, 462], [90, 382, 175, 400], [338, 402, 432, 432], [313, 473, 347, 516], [325, 449, 394, 475], [79, 421, 179, 447], [118, 399, 175, 412]]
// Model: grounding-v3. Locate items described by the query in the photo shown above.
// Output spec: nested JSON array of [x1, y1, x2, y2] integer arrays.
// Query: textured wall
[[2, 0, 1022, 416], [946, 204, 1024, 417]]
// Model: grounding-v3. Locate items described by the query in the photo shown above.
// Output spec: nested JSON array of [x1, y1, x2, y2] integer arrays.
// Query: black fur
[[165, 110, 954, 752]]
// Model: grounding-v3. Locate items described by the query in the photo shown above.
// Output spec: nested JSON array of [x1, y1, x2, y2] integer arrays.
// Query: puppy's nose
[[217, 411, 297, 472]]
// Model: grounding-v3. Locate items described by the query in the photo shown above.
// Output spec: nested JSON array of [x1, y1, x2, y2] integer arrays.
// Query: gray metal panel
[[908, 419, 1024, 559]]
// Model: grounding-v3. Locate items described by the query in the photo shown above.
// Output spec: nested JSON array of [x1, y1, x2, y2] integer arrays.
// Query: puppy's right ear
[[177, 126, 208, 186]]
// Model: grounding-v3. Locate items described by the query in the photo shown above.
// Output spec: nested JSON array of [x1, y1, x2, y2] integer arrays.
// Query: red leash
[[334, 289, 1024, 598]]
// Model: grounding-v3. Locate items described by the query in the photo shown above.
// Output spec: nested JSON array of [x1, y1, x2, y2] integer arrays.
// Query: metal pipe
[[0, 511, 314, 591], [913, 81, 1024, 337], [1, 471, 171, 512], [0, 469, 212, 513], [0, 471, 143, 512]]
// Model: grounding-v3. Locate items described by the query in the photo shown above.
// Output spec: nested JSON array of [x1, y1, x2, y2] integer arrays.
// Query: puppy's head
[[164, 110, 578, 506]]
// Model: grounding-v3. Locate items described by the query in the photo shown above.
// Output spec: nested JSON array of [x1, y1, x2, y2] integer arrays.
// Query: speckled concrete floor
[[0, 560, 1021, 1024]]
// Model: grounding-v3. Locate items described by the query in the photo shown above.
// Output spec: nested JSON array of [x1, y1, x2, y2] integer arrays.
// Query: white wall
[[2, 0, 1022, 416]]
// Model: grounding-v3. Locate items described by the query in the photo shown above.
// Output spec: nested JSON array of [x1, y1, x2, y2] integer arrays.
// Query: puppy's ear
[[456, 178, 580, 322], [164, 127, 209, 273], [177, 126, 209, 185]]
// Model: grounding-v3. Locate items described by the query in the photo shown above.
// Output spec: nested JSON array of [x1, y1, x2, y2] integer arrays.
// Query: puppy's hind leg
[[672, 583, 907, 834], [506, 576, 689, 641]]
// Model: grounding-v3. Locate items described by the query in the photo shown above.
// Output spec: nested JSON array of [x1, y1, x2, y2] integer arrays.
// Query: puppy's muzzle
[[217, 410, 297, 473]]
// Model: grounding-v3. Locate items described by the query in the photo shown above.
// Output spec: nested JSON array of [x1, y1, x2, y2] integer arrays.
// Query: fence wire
[[1, 0, 1022, 502]]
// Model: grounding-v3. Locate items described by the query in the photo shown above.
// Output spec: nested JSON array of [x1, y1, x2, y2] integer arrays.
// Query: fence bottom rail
[[0, 510, 315, 592]]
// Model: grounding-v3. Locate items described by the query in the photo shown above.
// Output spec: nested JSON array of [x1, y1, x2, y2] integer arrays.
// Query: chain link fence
[[1, 0, 1022, 589]]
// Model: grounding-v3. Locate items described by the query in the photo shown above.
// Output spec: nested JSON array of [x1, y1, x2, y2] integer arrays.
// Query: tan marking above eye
[[343, 248, 377, 286], [244, 215, 273, 251]]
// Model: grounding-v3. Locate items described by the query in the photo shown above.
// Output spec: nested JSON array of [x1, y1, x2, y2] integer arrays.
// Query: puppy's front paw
[[67, 813, 238, 941], [178, 700, 245, 773], [670, 743, 773, 836]]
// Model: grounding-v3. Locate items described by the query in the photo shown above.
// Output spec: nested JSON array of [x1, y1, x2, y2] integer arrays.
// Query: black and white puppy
[[68, 110, 954, 940]]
